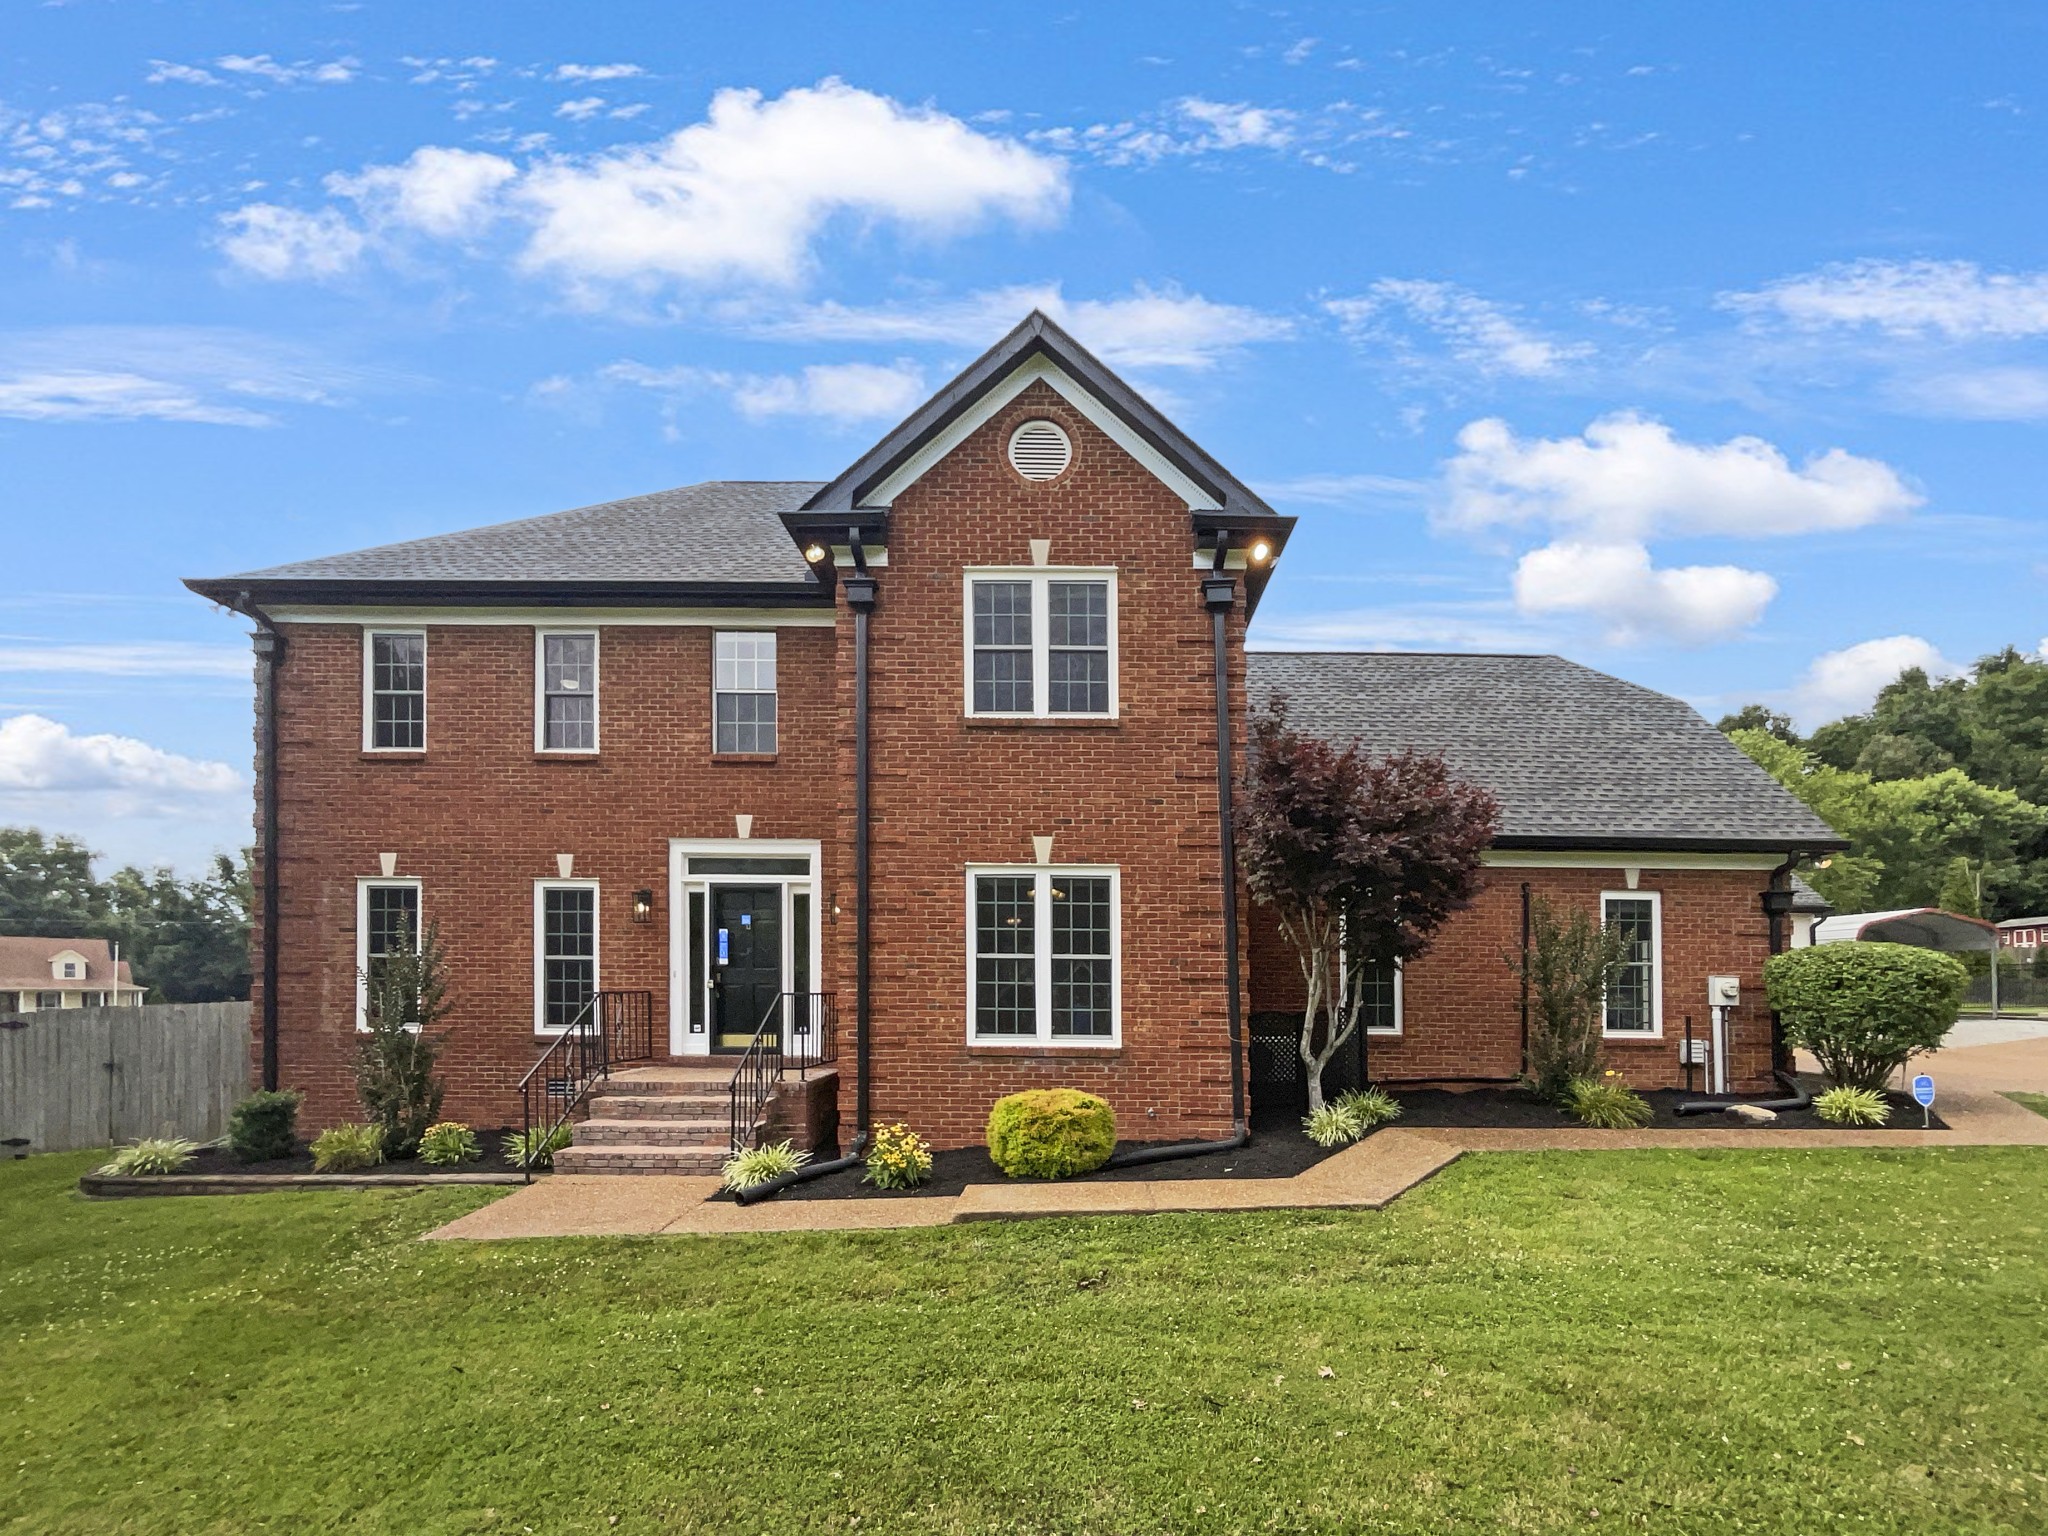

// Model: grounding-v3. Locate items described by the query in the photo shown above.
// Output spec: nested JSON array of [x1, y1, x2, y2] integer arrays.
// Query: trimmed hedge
[[986, 1089, 1116, 1179], [1765, 942, 1967, 1090], [227, 1090, 302, 1163]]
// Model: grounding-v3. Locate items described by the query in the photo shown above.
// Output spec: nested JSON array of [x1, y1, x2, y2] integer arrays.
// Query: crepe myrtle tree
[[1239, 698, 1500, 1112]]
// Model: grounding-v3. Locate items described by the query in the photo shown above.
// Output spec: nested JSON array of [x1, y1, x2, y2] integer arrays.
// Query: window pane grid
[[542, 887, 596, 1030], [971, 582, 1033, 713], [1051, 875, 1113, 1037], [973, 871, 1116, 1041], [369, 634, 425, 749], [1604, 898, 1657, 1033], [541, 634, 596, 750], [974, 875, 1037, 1036], [714, 633, 778, 753]]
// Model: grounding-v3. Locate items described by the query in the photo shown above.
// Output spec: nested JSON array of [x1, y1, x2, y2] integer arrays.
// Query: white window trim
[[1337, 947, 1404, 1037], [533, 629, 601, 754], [355, 877, 423, 1032], [962, 567, 1119, 720], [711, 630, 779, 755], [534, 878, 601, 1036], [964, 863, 1122, 1048], [362, 629, 427, 753], [1601, 889, 1664, 1039]]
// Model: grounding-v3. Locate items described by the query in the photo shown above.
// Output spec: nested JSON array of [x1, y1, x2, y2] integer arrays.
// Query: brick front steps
[[554, 1064, 734, 1177]]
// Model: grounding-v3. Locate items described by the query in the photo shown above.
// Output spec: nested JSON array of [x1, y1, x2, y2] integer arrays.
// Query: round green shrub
[[227, 1089, 302, 1163], [1765, 943, 1968, 1090], [986, 1089, 1116, 1179]]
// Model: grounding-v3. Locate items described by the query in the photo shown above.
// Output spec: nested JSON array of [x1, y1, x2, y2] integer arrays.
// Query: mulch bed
[[171, 1127, 526, 1178], [1381, 1083, 1947, 1133]]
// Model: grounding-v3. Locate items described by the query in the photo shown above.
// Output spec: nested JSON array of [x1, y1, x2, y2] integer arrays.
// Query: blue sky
[[4, 1, 2046, 873]]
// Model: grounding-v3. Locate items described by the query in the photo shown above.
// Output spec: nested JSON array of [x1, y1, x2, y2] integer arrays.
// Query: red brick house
[[187, 312, 1841, 1166]]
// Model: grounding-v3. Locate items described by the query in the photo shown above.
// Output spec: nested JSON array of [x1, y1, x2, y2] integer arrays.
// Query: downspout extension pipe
[[1108, 537, 1252, 1173], [1675, 1069, 1813, 1117], [734, 1130, 872, 1205], [226, 589, 283, 1093]]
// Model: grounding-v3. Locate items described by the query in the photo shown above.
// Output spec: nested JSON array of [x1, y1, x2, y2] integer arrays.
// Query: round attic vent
[[1007, 419, 1072, 481]]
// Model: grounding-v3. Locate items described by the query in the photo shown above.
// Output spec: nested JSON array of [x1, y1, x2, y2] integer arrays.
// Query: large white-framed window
[[355, 878, 422, 1030], [535, 630, 599, 753], [713, 632, 778, 754], [363, 630, 427, 751], [535, 880, 600, 1034], [966, 865, 1121, 1045], [963, 569, 1118, 719], [1602, 890, 1662, 1037]]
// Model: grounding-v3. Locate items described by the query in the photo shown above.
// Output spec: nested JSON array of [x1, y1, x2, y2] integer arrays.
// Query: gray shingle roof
[[1248, 651, 1844, 851], [205, 481, 825, 588]]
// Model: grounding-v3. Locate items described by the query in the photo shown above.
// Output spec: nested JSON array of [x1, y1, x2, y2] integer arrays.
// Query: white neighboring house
[[0, 936, 146, 1014]]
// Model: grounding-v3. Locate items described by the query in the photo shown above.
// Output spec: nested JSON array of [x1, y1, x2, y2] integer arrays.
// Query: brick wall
[[1246, 865, 1778, 1094], [261, 621, 839, 1130], [836, 379, 1248, 1149]]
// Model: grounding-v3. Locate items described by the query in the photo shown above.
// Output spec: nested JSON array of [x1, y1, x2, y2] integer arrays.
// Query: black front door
[[712, 886, 783, 1050]]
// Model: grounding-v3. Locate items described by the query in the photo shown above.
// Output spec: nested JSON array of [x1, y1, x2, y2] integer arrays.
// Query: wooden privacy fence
[[0, 1002, 250, 1154]]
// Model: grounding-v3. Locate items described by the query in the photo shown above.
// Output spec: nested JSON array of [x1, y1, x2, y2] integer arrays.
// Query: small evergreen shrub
[[227, 1089, 302, 1163], [722, 1140, 810, 1193], [417, 1121, 481, 1166], [1765, 943, 1967, 1090], [864, 1122, 933, 1190], [1335, 1086, 1404, 1128], [1563, 1074, 1653, 1130], [1303, 1102, 1364, 1148], [99, 1137, 200, 1176], [310, 1123, 385, 1173], [1814, 1086, 1891, 1126], [503, 1124, 573, 1171], [986, 1089, 1116, 1179]]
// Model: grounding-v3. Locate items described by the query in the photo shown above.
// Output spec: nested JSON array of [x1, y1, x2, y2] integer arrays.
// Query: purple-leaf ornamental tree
[[1238, 698, 1501, 1113]]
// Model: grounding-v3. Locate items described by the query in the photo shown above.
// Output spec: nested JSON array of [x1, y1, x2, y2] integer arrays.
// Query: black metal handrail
[[516, 989, 654, 1182], [728, 991, 838, 1155]]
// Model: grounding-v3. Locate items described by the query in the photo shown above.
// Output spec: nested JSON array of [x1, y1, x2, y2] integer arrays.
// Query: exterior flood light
[[1249, 538, 1273, 565], [631, 889, 655, 924], [803, 543, 829, 564]]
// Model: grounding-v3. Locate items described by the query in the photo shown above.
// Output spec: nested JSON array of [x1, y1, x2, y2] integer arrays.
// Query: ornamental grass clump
[[1765, 943, 1967, 1091], [1814, 1085, 1892, 1126], [503, 1123, 572, 1171], [417, 1121, 481, 1166], [1303, 1102, 1364, 1148], [1563, 1073, 1653, 1130], [986, 1089, 1116, 1179], [864, 1122, 933, 1190], [310, 1123, 384, 1173], [226, 1089, 301, 1163], [99, 1137, 201, 1176], [1335, 1085, 1404, 1128], [722, 1140, 810, 1193]]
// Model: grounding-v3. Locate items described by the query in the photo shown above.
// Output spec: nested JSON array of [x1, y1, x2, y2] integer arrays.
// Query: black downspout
[[1518, 881, 1532, 1081], [235, 592, 283, 1093], [1762, 855, 1798, 1077], [843, 533, 878, 1141]]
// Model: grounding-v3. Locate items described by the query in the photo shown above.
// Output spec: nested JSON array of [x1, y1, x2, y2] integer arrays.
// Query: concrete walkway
[[424, 1078, 2048, 1241]]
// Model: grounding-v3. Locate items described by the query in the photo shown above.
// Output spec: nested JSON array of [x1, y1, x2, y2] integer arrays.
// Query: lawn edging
[[79, 1170, 528, 1198]]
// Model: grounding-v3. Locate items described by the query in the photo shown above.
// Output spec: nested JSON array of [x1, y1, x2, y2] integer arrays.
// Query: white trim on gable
[[864, 355, 1223, 512]]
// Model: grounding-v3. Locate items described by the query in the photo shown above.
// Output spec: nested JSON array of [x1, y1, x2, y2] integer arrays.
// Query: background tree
[[1238, 699, 1499, 1113], [0, 829, 106, 937]]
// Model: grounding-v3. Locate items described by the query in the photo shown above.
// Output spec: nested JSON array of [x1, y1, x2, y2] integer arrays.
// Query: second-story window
[[965, 570, 1117, 718], [365, 631, 426, 751], [537, 631, 598, 752], [714, 632, 777, 754]]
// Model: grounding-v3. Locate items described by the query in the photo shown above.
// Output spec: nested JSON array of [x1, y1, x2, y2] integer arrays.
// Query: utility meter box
[[1707, 975, 1741, 1008]]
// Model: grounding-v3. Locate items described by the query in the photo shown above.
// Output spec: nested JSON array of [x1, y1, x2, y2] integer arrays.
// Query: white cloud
[[1328, 280, 1588, 378], [555, 97, 607, 122], [1895, 366, 2048, 421], [1512, 540, 1778, 646], [1725, 259, 2048, 339], [552, 63, 645, 82], [1439, 413, 1920, 542], [218, 203, 366, 279], [602, 358, 926, 423], [218, 80, 1068, 296], [1250, 603, 1549, 653], [1031, 96, 1298, 165], [0, 642, 249, 678], [756, 282, 1290, 369], [1251, 472, 1428, 507], [1173, 97, 1295, 150], [1789, 636, 1965, 726], [145, 60, 219, 86], [327, 145, 517, 239], [215, 54, 360, 87], [0, 714, 240, 797], [0, 372, 273, 427]]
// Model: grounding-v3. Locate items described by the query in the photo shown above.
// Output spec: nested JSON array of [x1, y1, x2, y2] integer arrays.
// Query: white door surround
[[666, 838, 822, 1057]]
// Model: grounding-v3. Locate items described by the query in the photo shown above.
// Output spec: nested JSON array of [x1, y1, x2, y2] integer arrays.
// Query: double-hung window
[[714, 632, 777, 754], [536, 631, 598, 752], [1602, 891, 1662, 1036], [365, 631, 426, 751], [969, 866, 1120, 1044], [536, 882, 599, 1032], [356, 879, 421, 1029], [965, 570, 1116, 718]]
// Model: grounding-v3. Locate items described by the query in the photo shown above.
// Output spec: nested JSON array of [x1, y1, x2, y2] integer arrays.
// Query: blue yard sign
[[1912, 1073, 1936, 1128]]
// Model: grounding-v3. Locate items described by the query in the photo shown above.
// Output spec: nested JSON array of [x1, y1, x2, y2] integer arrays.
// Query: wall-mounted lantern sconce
[[632, 889, 655, 924]]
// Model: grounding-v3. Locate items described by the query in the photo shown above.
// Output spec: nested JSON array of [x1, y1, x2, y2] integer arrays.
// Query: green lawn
[[6, 1149, 2047, 1534], [2007, 1092, 2048, 1120]]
